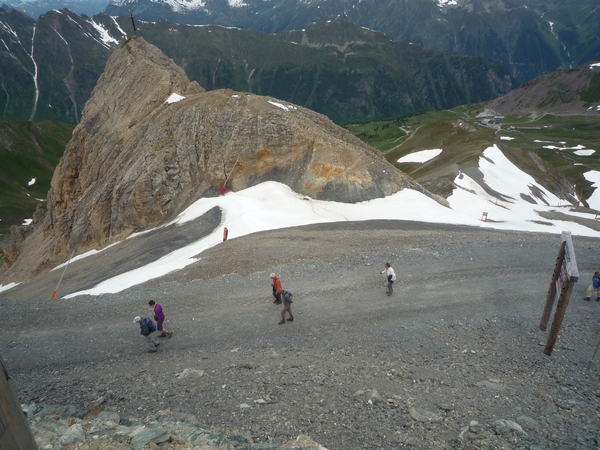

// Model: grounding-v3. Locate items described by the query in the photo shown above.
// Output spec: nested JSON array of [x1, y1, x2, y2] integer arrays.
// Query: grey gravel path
[[2, 220, 600, 449]]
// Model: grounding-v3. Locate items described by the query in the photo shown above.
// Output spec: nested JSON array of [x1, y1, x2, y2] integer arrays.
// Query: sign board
[[561, 230, 579, 281], [540, 231, 579, 356]]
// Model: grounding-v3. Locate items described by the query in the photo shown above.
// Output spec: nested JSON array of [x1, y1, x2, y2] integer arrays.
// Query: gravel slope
[[2, 220, 600, 449]]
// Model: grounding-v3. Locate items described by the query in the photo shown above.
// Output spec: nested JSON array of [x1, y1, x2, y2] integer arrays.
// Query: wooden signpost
[[539, 231, 579, 356]]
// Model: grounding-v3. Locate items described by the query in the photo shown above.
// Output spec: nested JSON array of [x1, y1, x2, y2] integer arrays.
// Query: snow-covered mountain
[[103, 0, 600, 85], [110, 0, 209, 12], [0, 8, 126, 123], [2, 0, 109, 17]]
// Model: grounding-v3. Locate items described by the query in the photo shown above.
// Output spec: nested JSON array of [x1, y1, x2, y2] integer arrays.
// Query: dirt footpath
[[2, 221, 600, 449]]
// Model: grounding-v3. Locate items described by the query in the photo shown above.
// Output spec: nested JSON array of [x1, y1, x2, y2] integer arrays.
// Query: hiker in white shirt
[[380, 262, 396, 296]]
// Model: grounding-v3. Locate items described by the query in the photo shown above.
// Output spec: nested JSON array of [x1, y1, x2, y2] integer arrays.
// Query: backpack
[[285, 291, 293, 303], [146, 318, 157, 332]]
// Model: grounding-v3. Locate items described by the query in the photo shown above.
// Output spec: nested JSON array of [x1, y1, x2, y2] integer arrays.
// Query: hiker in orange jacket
[[270, 273, 283, 304]]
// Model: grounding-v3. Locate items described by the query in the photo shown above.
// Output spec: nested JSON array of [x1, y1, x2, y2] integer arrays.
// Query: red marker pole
[[223, 227, 228, 241], [51, 250, 75, 299]]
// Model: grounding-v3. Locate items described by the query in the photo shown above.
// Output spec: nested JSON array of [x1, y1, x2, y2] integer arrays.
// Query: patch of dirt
[[537, 210, 600, 231]]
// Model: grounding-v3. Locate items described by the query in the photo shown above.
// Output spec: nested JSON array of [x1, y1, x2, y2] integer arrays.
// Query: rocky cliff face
[[1, 36, 438, 283]]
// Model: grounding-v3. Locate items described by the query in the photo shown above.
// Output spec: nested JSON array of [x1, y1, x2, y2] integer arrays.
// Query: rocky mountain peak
[[1, 36, 437, 283]]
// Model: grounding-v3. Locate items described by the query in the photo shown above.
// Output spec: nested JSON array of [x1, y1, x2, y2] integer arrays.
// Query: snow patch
[[52, 242, 121, 272], [447, 145, 578, 231], [584, 171, 600, 210], [161, 0, 207, 13], [480, 145, 563, 206], [268, 101, 296, 111], [574, 150, 595, 156], [397, 149, 442, 163], [28, 24, 39, 121], [0, 282, 19, 293], [166, 93, 186, 104], [110, 16, 128, 38], [87, 19, 120, 47], [543, 144, 586, 151]]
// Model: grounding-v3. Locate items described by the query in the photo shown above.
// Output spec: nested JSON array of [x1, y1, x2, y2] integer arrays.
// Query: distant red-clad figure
[[223, 227, 228, 241], [271, 273, 283, 304], [220, 185, 227, 195]]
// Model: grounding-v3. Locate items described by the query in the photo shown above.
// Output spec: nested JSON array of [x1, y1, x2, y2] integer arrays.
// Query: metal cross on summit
[[130, 12, 137, 36]]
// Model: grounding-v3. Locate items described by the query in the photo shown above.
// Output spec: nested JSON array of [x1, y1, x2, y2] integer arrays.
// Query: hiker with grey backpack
[[133, 316, 160, 352], [279, 290, 294, 325]]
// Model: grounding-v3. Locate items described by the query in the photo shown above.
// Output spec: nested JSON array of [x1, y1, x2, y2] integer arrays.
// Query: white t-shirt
[[383, 267, 396, 281]]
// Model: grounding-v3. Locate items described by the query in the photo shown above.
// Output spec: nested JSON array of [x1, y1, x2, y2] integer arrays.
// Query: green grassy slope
[[347, 107, 600, 205], [0, 120, 74, 238]]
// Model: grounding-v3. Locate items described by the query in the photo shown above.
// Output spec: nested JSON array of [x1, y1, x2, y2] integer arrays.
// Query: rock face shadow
[[2, 207, 221, 300]]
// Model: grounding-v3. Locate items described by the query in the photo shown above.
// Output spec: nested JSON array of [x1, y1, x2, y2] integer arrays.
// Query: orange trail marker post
[[539, 231, 579, 356], [51, 250, 75, 299]]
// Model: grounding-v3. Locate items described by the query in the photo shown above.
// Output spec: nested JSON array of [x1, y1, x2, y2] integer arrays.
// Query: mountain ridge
[[102, 0, 600, 85], [0, 9, 514, 126]]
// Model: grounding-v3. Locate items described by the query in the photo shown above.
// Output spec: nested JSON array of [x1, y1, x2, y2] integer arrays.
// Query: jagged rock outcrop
[[1, 36, 440, 283]]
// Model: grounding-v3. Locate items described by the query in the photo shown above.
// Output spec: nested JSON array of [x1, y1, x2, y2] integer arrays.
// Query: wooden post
[[540, 231, 579, 356], [544, 281, 575, 355], [0, 355, 38, 449], [539, 240, 565, 331]]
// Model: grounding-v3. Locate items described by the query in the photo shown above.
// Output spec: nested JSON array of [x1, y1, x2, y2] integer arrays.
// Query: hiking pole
[[51, 250, 75, 299], [587, 336, 600, 370]]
